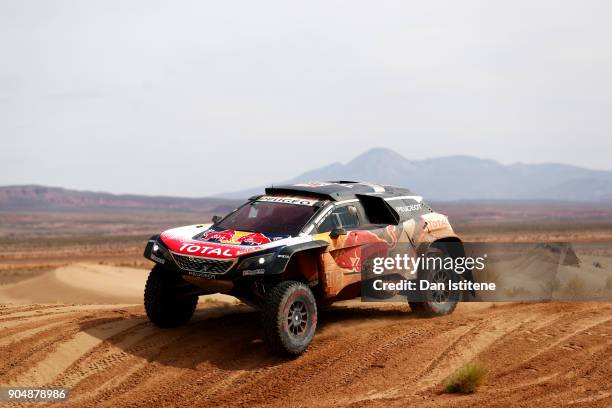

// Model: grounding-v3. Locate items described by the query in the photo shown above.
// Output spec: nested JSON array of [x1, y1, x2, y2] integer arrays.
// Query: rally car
[[143, 181, 467, 355]]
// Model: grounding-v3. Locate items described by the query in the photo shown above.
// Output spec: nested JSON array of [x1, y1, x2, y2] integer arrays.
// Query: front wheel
[[261, 281, 317, 356], [144, 265, 198, 327]]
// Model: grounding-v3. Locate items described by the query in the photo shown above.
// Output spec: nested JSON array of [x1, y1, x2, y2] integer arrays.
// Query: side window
[[316, 205, 360, 233], [315, 213, 336, 233]]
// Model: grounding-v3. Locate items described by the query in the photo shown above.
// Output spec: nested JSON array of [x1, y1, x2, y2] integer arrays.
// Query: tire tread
[[261, 281, 316, 356], [144, 265, 198, 327]]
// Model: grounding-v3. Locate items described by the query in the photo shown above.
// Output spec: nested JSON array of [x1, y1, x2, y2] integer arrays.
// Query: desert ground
[[0, 277, 610, 407], [0, 204, 611, 407]]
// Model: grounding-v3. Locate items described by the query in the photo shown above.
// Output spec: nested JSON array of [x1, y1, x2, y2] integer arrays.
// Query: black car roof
[[264, 181, 415, 201]]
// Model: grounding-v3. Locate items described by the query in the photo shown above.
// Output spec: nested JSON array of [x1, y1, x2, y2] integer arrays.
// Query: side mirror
[[329, 227, 347, 239], [211, 215, 222, 223]]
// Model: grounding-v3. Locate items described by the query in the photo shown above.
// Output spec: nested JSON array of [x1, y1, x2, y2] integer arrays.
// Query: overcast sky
[[1, 1, 611, 196]]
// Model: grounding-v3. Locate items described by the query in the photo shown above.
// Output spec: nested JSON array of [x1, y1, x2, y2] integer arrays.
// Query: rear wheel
[[409, 246, 461, 316], [144, 265, 198, 327], [361, 258, 399, 300], [261, 281, 317, 356]]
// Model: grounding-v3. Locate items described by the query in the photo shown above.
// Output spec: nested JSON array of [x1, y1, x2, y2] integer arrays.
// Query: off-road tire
[[144, 265, 198, 327], [409, 246, 461, 317], [261, 281, 317, 356]]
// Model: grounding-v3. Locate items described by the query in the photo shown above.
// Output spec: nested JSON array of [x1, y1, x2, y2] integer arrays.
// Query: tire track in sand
[[7, 318, 144, 387], [0, 302, 609, 408]]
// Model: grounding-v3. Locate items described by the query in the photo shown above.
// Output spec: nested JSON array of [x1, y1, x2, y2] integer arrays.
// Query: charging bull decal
[[332, 226, 399, 272], [201, 229, 272, 246], [236, 232, 272, 245], [202, 229, 237, 243]]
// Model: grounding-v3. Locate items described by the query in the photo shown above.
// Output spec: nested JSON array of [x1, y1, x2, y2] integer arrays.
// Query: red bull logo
[[201, 229, 272, 246], [236, 232, 272, 245], [202, 229, 236, 242]]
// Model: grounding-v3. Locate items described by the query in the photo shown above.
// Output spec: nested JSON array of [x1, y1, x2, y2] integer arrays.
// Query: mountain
[[222, 148, 612, 201], [0, 185, 240, 213], [3, 150, 612, 207]]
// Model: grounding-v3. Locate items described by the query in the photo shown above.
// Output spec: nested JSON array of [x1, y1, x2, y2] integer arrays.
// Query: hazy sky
[[1, 1, 611, 196]]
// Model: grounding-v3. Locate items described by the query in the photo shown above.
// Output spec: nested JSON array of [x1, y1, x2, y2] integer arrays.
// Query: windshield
[[216, 201, 318, 236]]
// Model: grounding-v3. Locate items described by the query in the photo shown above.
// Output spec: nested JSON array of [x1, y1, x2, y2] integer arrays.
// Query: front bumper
[[143, 235, 286, 281]]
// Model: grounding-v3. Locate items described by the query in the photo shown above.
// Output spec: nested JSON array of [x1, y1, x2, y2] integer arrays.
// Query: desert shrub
[[606, 276, 612, 291], [443, 362, 487, 394]]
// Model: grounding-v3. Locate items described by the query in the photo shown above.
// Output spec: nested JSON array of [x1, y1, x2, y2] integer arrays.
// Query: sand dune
[[0, 263, 149, 304], [0, 263, 235, 305]]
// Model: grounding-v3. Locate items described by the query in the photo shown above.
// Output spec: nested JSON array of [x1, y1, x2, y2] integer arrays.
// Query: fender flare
[[266, 240, 329, 275]]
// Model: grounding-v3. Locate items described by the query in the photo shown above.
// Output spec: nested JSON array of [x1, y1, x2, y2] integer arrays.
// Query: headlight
[[148, 240, 169, 261], [237, 253, 275, 270], [152, 242, 167, 255]]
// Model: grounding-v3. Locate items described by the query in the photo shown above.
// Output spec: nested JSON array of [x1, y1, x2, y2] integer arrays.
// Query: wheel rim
[[287, 299, 308, 336], [431, 269, 450, 303]]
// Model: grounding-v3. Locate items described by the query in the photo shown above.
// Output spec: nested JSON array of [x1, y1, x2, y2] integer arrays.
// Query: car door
[[311, 203, 366, 296], [312, 201, 398, 297]]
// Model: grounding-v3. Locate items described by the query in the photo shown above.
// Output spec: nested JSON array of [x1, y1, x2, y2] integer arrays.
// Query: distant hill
[[2, 183, 611, 239], [3, 149, 612, 212], [221, 148, 612, 202], [0, 185, 240, 213]]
